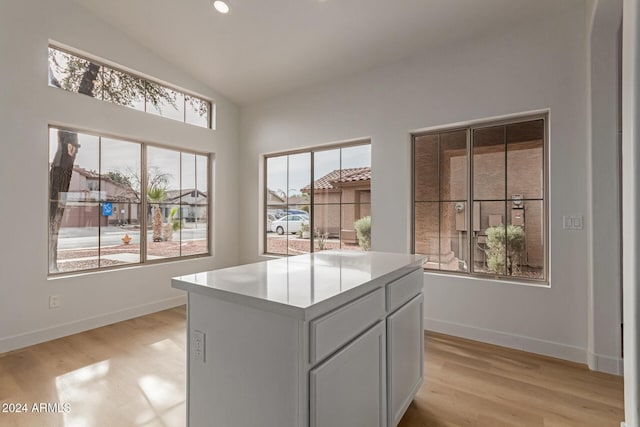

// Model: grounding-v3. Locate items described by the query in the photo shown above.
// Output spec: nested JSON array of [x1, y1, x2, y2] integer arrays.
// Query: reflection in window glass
[[264, 142, 371, 256], [48, 127, 210, 275]]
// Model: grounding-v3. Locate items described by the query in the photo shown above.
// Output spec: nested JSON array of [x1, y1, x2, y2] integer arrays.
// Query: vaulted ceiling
[[73, 0, 578, 106]]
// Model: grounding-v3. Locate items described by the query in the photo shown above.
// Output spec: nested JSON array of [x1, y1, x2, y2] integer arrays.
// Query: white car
[[271, 214, 309, 235]]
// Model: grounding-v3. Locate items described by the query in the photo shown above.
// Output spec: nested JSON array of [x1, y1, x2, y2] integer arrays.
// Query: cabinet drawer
[[310, 288, 385, 364], [386, 268, 423, 313]]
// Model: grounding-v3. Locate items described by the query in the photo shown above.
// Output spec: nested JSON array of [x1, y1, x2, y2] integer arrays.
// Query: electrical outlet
[[193, 330, 205, 363], [49, 295, 60, 309]]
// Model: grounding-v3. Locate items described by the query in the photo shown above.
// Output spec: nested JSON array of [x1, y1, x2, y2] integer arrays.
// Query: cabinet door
[[387, 294, 424, 427], [310, 321, 386, 427]]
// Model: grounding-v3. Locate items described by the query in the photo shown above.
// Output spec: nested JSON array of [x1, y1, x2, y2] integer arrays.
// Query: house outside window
[[48, 127, 211, 275], [412, 115, 547, 283], [264, 142, 371, 256]]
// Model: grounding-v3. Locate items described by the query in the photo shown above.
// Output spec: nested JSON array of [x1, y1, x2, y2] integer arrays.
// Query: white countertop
[[172, 251, 425, 319]]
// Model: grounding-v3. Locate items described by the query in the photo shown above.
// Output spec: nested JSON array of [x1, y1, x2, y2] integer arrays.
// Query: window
[[48, 127, 210, 275], [412, 116, 546, 283], [264, 142, 371, 255], [48, 46, 212, 129]]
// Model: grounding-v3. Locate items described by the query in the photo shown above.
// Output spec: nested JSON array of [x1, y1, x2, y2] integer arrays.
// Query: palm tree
[[148, 187, 165, 242]]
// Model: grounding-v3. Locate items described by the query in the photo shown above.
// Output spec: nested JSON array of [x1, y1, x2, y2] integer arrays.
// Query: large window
[[265, 142, 371, 256], [412, 116, 547, 283], [48, 127, 210, 275], [48, 46, 212, 129]]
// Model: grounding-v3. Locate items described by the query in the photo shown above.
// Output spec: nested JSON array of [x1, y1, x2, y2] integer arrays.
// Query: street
[[57, 225, 208, 250]]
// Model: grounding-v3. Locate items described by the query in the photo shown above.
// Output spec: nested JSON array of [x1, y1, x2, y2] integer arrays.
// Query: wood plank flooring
[[0, 306, 624, 427]]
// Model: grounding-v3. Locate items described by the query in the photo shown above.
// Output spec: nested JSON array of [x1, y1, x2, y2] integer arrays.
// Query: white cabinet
[[310, 321, 386, 427], [387, 294, 424, 427], [172, 251, 426, 427]]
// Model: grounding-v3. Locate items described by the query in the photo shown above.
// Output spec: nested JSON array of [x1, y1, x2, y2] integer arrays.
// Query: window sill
[[421, 269, 550, 288]]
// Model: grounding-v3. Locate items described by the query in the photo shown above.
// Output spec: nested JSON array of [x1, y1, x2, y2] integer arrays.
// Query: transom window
[[48, 45, 213, 129], [412, 115, 547, 283], [264, 142, 372, 255], [48, 127, 211, 275]]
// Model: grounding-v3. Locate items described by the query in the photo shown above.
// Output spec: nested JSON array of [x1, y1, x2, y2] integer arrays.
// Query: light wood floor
[[0, 306, 624, 427]]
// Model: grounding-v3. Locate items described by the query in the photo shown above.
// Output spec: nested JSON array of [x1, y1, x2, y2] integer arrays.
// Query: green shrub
[[485, 224, 525, 275], [354, 216, 371, 251]]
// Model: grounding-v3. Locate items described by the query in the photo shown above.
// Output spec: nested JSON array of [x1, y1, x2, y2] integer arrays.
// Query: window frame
[[48, 44, 214, 129], [263, 139, 371, 256], [411, 113, 549, 285], [47, 125, 213, 277]]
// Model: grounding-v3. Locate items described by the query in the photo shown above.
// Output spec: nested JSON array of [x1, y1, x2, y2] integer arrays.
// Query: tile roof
[[303, 167, 371, 191]]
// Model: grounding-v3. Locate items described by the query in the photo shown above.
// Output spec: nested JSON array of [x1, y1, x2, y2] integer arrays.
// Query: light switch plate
[[562, 215, 583, 230]]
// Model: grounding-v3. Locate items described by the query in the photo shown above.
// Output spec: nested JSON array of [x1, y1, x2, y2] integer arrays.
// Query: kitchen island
[[172, 250, 426, 427]]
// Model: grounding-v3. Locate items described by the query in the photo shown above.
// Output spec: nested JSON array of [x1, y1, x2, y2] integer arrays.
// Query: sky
[[266, 144, 371, 199]]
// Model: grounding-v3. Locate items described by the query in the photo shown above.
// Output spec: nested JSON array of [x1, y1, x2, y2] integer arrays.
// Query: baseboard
[[425, 317, 587, 365], [587, 350, 624, 375], [0, 295, 186, 354]]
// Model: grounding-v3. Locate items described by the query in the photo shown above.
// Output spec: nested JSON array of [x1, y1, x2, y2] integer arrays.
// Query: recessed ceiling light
[[213, 0, 230, 14]]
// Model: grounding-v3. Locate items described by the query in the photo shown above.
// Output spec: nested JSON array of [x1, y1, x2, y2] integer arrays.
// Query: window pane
[[48, 48, 102, 98], [441, 202, 468, 272], [147, 204, 181, 259], [505, 200, 544, 280], [49, 128, 100, 274], [287, 205, 311, 255], [56, 204, 100, 273], [182, 153, 197, 192], [288, 152, 311, 201], [266, 205, 288, 255], [346, 204, 371, 251], [313, 148, 341, 205], [472, 201, 507, 275], [100, 137, 141, 266], [341, 144, 371, 169], [414, 202, 439, 269], [313, 204, 341, 251], [146, 147, 181, 260], [100, 203, 141, 267], [180, 153, 207, 256], [266, 156, 288, 209], [182, 205, 208, 256], [440, 130, 467, 201], [507, 120, 544, 199], [146, 82, 185, 122], [414, 134, 439, 201], [196, 155, 208, 193], [473, 125, 505, 200], [186, 95, 209, 128], [101, 67, 145, 111]]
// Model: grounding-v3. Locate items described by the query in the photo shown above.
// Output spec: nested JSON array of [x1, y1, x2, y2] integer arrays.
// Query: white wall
[[586, 0, 623, 374], [622, 0, 640, 424], [0, 0, 240, 352], [239, 1, 623, 367]]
